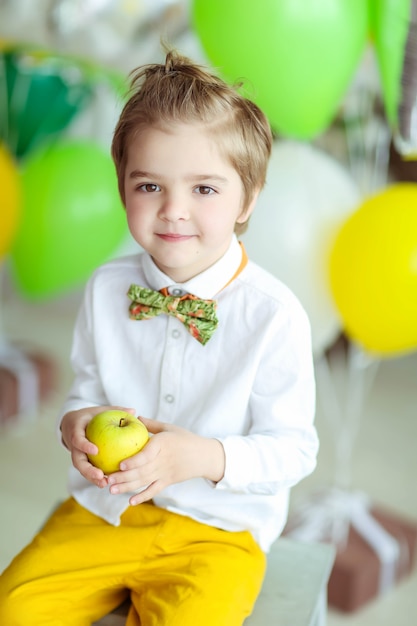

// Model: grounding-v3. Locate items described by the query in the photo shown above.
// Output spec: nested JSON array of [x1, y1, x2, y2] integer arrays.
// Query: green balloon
[[10, 141, 128, 299], [1, 48, 93, 159], [372, 0, 416, 155], [192, 0, 369, 139]]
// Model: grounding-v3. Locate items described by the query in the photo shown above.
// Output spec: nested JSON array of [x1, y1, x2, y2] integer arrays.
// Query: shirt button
[[165, 394, 175, 403], [172, 329, 181, 339], [172, 288, 183, 296]]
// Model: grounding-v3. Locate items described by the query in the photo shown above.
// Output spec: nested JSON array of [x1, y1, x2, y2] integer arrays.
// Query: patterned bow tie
[[127, 285, 218, 345]]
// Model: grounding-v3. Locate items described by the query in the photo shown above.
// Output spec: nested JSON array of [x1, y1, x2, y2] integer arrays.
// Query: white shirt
[[59, 236, 318, 552]]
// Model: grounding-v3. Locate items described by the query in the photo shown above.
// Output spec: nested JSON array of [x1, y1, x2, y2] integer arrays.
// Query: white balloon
[[242, 140, 361, 356]]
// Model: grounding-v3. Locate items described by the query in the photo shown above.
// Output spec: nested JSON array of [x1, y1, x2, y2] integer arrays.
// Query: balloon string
[[342, 343, 380, 488], [314, 352, 351, 491], [398, 4, 417, 144], [315, 345, 380, 493], [371, 118, 391, 192], [343, 67, 391, 196], [314, 353, 344, 442], [314, 352, 351, 545], [343, 86, 368, 192]]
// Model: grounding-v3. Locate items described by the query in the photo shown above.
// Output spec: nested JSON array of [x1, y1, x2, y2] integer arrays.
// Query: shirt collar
[[142, 235, 243, 299]]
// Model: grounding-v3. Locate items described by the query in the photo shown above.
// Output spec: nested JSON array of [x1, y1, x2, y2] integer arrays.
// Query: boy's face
[[123, 122, 256, 283]]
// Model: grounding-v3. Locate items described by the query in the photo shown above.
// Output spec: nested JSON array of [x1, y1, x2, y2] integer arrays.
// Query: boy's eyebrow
[[128, 169, 157, 179], [128, 169, 229, 184], [189, 174, 229, 184]]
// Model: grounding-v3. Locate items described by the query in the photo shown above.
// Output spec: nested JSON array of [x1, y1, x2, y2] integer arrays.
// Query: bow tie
[[127, 285, 218, 345]]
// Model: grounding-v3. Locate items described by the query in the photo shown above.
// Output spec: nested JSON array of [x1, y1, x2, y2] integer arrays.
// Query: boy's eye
[[138, 183, 160, 192], [195, 185, 215, 195]]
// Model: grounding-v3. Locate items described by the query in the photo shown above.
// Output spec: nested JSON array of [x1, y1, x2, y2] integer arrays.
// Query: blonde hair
[[111, 49, 273, 234]]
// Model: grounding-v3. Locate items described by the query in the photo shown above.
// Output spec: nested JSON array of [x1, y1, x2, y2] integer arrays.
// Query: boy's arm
[[56, 277, 110, 447], [57, 278, 138, 486], [216, 303, 318, 495]]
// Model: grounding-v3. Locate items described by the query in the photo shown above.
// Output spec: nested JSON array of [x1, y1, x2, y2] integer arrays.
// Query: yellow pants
[[0, 498, 266, 626]]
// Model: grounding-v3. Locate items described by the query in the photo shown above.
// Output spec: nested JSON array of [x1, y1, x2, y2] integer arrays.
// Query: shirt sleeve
[[55, 277, 108, 441], [216, 299, 318, 495]]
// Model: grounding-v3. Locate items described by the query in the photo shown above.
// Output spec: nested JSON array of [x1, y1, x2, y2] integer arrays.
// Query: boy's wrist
[[201, 437, 225, 484]]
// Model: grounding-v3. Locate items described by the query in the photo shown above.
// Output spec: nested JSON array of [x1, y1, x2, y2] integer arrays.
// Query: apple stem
[[119, 418, 127, 427]]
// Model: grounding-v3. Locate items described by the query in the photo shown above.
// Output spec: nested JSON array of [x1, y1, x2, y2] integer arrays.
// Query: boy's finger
[[138, 416, 167, 434]]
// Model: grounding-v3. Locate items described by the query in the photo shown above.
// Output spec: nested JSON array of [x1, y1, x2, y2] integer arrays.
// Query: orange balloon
[[0, 143, 21, 259]]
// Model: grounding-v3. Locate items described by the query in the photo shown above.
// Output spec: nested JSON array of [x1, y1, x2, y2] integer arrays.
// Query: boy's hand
[[60, 405, 135, 488], [106, 418, 226, 506]]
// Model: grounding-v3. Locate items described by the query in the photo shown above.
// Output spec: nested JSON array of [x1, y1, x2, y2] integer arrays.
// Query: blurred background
[[1, 1, 417, 624]]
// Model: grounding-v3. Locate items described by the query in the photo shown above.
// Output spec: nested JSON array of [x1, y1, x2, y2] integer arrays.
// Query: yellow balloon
[[0, 143, 21, 260], [329, 183, 417, 356]]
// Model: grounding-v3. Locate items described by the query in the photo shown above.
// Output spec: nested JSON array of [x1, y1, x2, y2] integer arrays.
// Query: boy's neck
[[143, 236, 246, 299]]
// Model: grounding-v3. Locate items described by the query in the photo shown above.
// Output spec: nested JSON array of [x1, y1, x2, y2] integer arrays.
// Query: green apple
[[86, 410, 149, 475]]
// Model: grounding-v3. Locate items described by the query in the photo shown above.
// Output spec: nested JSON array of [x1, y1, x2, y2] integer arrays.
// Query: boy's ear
[[236, 189, 260, 225]]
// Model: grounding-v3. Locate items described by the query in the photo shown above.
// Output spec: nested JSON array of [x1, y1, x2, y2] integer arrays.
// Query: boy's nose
[[159, 194, 189, 221]]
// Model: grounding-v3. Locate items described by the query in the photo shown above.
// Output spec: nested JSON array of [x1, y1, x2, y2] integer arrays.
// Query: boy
[[0, 49, 318, 625]]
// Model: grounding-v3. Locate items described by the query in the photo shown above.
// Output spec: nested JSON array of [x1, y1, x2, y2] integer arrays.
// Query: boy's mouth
[[157, 233, 194, 242]]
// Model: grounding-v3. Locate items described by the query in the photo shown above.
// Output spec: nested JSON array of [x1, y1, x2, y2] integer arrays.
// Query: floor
[[1, 274, 416, 626]]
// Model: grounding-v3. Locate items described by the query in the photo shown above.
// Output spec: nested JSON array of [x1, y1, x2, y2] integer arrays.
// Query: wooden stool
[[93, 538, 335, 626]]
